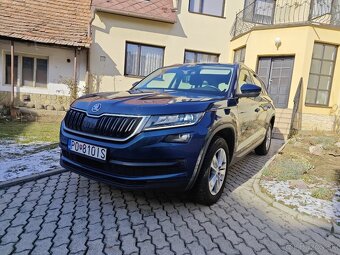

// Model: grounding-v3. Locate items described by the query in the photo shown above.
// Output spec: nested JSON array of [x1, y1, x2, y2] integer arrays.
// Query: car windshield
[[132, 65, 235, 95]]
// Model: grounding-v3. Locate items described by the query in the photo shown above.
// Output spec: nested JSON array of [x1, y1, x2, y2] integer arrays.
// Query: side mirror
[[237, 84, 261, 98]]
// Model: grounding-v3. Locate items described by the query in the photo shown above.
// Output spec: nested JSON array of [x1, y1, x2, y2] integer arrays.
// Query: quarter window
[[234, 47, 246, 63], [125, 43, 164, 77], [189, 0, 225, 17], [184, 50, 219, 63], [306, 43, 337, 106]]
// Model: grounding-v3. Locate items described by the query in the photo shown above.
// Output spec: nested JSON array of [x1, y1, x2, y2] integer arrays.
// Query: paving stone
[[138, 240, 155, 255], [239, 231, 266, 252], [187, 241, 206, 255], [168, 235, 190, 254], [52, 227, 71, 247], [0, 219, 11, 237], [31, 238, 52, 255], [150, 229, 168, 249], [104, 245, 123, 255], [133, 224, 150, 242], [69, 232, 87, 253], [0, 242, 14, 255], [1, 225, 24, 244], [88, 222, 104, 241], [38, 221, 57, 240], [15, 231, 37, 252], [195, 231, 218, 251], [121, 233, 138, 254], [157, 246, 175, 255], [1, 140, 336, 255], [87, 239, 104, 254]]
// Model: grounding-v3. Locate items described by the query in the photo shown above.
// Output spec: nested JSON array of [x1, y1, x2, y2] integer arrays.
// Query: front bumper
[[59, 116, 210, 190]]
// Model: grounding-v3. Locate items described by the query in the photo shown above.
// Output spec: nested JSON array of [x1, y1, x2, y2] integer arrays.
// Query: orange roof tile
[[92, 0, 177, 23], [0, 0, 92, 47]]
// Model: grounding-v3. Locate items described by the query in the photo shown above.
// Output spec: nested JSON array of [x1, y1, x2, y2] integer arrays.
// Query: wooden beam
[[10, 40, 15, 107]]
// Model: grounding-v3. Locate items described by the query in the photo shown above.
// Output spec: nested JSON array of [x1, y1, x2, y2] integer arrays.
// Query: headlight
[[143, 113, 204, 131]]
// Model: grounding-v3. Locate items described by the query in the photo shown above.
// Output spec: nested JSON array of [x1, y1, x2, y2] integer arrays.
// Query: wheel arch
[[185, 124, 237, 191]]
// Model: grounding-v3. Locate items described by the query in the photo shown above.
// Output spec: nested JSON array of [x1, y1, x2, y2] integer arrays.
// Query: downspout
[[85, 7, 96, 94]]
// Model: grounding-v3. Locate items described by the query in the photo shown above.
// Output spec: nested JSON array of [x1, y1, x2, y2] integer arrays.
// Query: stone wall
[[0, 91, 71, 111], [302, 113, 336, 131]]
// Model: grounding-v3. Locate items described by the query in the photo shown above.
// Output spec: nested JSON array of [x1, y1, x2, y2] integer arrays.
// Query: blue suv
[[60, 64, 275, 205]]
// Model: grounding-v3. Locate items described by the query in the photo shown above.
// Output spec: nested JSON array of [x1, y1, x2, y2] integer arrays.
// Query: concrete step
[[276, 117, 292, 124]]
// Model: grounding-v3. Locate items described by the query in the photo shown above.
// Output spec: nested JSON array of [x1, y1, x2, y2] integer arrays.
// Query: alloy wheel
[[208, 148, 227, 195]]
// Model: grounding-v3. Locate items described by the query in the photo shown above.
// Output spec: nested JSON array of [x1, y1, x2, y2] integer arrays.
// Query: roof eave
[[0, 33, 90, 48], [94, 7, 177, 24]]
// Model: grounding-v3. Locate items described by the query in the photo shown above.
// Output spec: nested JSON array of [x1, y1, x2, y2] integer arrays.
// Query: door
[[237, 69, 262, 153], [257, 57, 294, 108]]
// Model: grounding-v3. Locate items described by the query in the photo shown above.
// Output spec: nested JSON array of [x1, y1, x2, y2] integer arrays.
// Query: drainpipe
[[86, 7, 96, 94], [10, 40, 15, 108]]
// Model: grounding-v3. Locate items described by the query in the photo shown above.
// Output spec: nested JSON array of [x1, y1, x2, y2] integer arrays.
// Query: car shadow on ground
[[97, 139, 284, 207]]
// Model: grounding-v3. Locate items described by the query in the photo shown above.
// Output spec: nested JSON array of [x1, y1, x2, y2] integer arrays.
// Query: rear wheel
[[255, 124, 272, 155], [192, 137, 229, 205]]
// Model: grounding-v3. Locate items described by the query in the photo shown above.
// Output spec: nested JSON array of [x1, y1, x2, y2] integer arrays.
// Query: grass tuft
[[311, 188, 336, 201], [263, 153, 313, 181]]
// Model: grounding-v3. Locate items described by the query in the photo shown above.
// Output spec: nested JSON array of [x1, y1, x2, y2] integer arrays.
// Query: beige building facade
[[89, 0, 243, 92], [230, 0, 340, 132]]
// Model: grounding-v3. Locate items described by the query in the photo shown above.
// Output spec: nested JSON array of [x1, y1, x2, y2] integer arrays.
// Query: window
[[5, 54, 18, 85], [36, 59, 48, 87], [244, 0, 275, 24], [4, 54, 48, 87], [306, 43, 337, 106], [125, 43, 164, 77], [184, 50, 219, 63], [234, 47, 246, 63], [189, 0, 225, 17], [22, 57, 34, 86], [134, 65, 234, 95]]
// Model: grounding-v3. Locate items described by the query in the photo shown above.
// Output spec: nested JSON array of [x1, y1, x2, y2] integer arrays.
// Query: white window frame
[[3, 52, 49, 88]]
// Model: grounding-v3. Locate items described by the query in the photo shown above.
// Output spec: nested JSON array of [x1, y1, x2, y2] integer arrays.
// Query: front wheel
[[192, 138, 229, 205], [255, 124, 272, 155]]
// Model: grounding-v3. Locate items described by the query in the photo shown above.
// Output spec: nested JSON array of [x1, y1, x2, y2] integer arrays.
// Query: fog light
[[164, 133, 192, 143]]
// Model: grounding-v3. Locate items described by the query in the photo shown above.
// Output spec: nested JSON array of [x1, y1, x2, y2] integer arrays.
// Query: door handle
[[255, 108, 261, 113]]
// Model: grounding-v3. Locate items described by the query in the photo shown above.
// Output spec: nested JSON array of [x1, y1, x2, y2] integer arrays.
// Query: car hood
[[71, 90, 226, 116]]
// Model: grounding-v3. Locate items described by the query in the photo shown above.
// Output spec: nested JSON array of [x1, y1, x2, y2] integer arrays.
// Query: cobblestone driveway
[[1, 140, 339, 255]]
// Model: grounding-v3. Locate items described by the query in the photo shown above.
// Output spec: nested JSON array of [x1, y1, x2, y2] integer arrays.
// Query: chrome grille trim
[[63, 108, 149, 142]]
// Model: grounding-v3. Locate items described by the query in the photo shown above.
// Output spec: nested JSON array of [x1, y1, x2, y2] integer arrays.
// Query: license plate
[[68, 140, 107, 161]]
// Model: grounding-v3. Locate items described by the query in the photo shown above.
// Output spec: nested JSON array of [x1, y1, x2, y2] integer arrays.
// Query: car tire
[[255, 124, 273, 156], [192, 137, 229, 206]]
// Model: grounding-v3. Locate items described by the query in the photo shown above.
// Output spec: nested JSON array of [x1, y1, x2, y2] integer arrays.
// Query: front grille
[[64, 109, 143, 140]]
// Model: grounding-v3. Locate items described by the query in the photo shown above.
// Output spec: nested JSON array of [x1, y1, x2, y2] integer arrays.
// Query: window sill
[[305, 104, 331, 108], [124, 74, 145, 79], [188, 11, 226, 19], [3, 84, 48, 89]]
